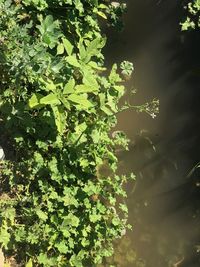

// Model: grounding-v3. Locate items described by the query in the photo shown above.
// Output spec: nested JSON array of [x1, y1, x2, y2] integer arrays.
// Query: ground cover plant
[[0, 0, 159, 266]]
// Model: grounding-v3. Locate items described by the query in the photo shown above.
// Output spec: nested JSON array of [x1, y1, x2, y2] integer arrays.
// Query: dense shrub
[[0, 0, 159, 266], [0, 1, 135, 266]]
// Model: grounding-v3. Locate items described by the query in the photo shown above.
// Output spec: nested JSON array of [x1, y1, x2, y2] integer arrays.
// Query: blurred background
[[103, 0, 200, 266]]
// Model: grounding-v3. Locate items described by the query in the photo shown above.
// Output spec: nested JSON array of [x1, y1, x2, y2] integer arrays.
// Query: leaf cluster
[[181, 0, 200, 30], [0, 0, 133, 266]]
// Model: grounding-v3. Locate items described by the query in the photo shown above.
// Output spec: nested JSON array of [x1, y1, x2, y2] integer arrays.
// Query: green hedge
[[0, 0, 137, 266]]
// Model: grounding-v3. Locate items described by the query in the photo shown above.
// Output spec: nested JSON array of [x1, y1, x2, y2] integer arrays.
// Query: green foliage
[[0, 0, 133, 266], [120, 61, 134, 77], [107, 2, 127, 30], [0, 0, 157, 266], [181, 0, 200, 30]]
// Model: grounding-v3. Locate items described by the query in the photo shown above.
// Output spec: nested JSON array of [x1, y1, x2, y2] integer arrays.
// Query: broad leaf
[[68, 94, 94, 109], [75, 84, 98, 94], [28, 93, 43, 108], [52, 106, 66, 134], [26, 259, 33, 267], [62, 37, 73, 55], [40, 93, 60, 106], [57, 43, 64, 55], [66, 55, 80, 67], [63, 78, 75, 95]]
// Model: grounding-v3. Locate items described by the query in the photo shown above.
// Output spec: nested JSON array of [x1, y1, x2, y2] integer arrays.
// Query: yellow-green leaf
[[68, 94, 94, 109], [40, 93, 60, 106], [66, 55, 80, 68], [98, 4, 108, 9], [75, 84, 98, 94], [28, 93, 43, 108], [82, 69, 98, 88], [28, 94, 39, 108], [46, 82, 57, 91], [52, 106, 66, 134], [57, 43, 64, 55], [26, 259, 33, 267], [62, 38, 73, 55], [63, 78, 75, 95], [96, 11, 107, 19], [61, 98, 71, 110], [88, 61, 106, 71]]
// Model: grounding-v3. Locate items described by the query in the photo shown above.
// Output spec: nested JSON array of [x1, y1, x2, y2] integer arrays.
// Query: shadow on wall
[[104, 0, 200, 266]]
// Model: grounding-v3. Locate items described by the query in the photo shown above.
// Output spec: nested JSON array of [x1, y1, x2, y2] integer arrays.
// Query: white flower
[[111, 2, 120, 8], [150, 113, 157, 119]]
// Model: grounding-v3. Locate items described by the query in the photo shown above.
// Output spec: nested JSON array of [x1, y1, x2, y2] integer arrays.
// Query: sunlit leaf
[[63, 78, 75, 95], [40, 93, 60, 105], [68, 94, 94, 109], [57, 43, 64, 55], [52, 105, 66, 134], [66, 55, 80, 67], [62, 38, 73, 55], [25, 259, 33, 267]]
